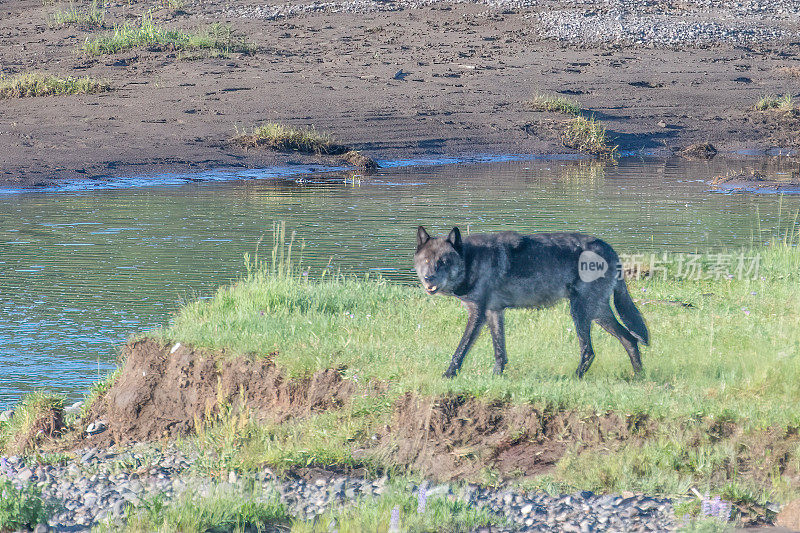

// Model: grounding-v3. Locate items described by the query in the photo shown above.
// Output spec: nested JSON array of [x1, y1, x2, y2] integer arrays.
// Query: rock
[[64, 401, 84, 416], [776, 498, 800, 530], [17, 467, 34, 482], [0, 409, 13, 422], [86, 420, 107, 435], [33, 524, 48, 533]]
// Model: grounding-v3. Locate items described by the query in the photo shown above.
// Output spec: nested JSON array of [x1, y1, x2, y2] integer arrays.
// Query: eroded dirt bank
[[87, 338, 354, 443], [2, 0, 800, 187], [82, 339, 800, 499]]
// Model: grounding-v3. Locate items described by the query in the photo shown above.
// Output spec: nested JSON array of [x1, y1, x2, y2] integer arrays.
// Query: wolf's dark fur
[[414, 226, 649, 378]]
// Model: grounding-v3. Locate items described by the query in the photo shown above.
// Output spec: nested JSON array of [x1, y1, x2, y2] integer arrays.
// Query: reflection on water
[[1, 157, 798, 407]]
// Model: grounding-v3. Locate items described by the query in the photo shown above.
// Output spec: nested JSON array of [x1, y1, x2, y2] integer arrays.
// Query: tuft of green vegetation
[[80, 368, 121, 418], [0, 392, 64, 454], [115, 488, 289, 533], [526, 93, 581, 115], [291, 481, 502, 532], [0, 478, 51, 531], [50, 0, 104, 27], [234, 123, 347, 155], [560, 115, 618, 158], [754, 94, 794, 111], [81, 15, 255, 57], [0, 73, 109, 98]]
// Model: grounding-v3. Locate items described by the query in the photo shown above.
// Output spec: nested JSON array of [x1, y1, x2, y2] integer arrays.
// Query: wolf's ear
[[416, 226, 430, 249], [446, 227, 462, 252]]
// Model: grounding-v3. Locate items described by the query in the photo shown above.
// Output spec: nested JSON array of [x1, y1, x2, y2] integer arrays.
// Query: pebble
[[0, 443, 678, 532]]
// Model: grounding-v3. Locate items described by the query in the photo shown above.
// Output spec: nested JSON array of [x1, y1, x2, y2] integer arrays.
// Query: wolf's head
[[414, 226, 465, 295]]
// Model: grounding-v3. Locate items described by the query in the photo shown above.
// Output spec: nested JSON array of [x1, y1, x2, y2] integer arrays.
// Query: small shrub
[[50, 0, 104, 27], [560, 115, 617, 158], [754, 94, 794, 111], [0, 477, 50, 530], [0, 73, 109, 98], [234, 123, 346, 155], [81, 15, 255, 57], [526, 93, 581, 115]]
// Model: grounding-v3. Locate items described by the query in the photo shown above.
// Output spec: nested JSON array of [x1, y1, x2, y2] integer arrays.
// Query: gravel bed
[[1, 444, 675, 532], [222, 0, 800, 47]]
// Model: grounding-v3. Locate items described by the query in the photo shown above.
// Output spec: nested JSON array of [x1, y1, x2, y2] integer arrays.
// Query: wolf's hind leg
[[595, 310, 642, 374], [444, 302, 486, 378], [486, 309, 507, 375], [569, 297, 595, 378]]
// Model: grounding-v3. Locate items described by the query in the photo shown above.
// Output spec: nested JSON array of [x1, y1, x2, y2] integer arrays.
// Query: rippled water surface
[[1, 157, 798, 407]]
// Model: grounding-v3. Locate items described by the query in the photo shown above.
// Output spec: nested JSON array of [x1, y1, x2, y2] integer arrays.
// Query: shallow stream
[[1, 157, 798, 407]]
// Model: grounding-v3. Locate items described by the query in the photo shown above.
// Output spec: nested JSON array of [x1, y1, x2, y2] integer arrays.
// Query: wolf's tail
[[613, 280, 650, 345]]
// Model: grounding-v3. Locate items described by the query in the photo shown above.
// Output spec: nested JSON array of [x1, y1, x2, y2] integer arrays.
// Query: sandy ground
[[1, 0, 799, 187]]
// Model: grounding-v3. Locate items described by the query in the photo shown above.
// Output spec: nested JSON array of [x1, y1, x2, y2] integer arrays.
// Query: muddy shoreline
[[2, 0, 800, 188]]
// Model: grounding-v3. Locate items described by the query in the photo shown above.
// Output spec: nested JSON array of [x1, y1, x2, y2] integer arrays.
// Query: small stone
[[64, 401, 84, 416], [0, 409, 13, 422], [86, 420, 107, 435], [34, 524, 48, 533], [17, 467, 34, 482], [521, 503, 533, 514], [657, 120, 667, 128]]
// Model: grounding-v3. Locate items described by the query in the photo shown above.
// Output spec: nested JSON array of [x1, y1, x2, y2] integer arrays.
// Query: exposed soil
[[72, 337, 800, 523], [382, 393, 654, 480], [84, 338, 354, 444], [2, 0, 800, 187]]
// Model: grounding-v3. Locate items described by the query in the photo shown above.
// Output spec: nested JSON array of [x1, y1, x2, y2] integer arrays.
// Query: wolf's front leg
[[486, 309, 507, 375], [443, 302, 486, 378]]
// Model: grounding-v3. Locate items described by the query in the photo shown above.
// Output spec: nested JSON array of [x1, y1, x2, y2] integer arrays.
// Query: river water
[[1, 157, 798, 408]]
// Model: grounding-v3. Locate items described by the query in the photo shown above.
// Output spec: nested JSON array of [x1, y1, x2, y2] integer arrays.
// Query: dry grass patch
[[526, 93, 581, 115], [754, 94, 794, 112], [0, 73, 109, 98], [50, 0, 104, 27], [234, 123, 379, 169], [560, 115, 618, 159]]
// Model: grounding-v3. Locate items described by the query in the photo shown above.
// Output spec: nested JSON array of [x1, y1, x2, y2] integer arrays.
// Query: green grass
[[754, 94, 794, 111], [50, 1, 104, 27], [526, 93, 581, 115], [0, 478, 50, 531], [111, 487, 289, 533], [140, 224, 800, 509], [109, 476, 499, 533], [0, 392, 64, 454], [234, 123, 347, 155], [81, 15, 254, 57], [291, 481, 502, 532], [560, 115, 618, 158], [0, 73, 109, 98]]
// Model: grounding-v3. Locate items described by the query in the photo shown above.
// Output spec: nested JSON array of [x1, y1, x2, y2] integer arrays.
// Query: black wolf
[[414, 226, 649, 378]]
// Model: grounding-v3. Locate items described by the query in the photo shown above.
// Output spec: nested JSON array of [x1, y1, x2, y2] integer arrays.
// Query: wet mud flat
[[1, 0, 800, 187]]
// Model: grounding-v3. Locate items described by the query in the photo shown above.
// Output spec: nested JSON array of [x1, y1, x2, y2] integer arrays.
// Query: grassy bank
[[141, 227, 800, 512]]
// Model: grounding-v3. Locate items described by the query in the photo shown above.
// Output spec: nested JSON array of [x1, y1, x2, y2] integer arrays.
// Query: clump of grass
[[0, 478, 51, 532], [234, 123, 347, 155], [292, 481, 502, 532], [560, 115, 618, 158], [526, 93, 581, 115], [81, 15, 255, 57], [0, 392, 64, 454], [0, 73, 109, 98], [50, 0, 104, 27], [754, 94, 794, 111], [118, 488, 289, 532]]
